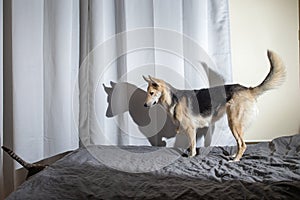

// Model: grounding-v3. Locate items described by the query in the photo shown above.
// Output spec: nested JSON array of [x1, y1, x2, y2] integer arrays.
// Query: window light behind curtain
[[0, 0, 233, 197]]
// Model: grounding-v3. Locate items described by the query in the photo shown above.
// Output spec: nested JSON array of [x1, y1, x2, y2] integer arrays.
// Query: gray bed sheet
[[7, 134, 300, 199]]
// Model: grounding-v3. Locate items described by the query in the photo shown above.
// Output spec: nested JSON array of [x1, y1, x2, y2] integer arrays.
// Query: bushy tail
[[250, 50, 286, 97], [2, 146, 33, 169]]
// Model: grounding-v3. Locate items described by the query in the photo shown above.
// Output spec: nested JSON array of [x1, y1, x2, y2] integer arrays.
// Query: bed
[[7, 134, 300, 199]]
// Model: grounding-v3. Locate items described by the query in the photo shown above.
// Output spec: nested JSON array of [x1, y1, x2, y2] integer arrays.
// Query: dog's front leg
[[186, 127, 197, 157], [172, 119, 180, 134]]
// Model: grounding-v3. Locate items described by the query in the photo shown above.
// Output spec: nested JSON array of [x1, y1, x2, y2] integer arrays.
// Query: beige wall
[[229, 0, 300, 141]]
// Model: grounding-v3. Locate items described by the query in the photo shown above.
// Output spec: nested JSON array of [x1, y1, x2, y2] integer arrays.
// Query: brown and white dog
[[143, 50, 286, 161]]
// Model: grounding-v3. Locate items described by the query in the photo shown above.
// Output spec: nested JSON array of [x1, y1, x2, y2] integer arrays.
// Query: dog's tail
[[250, 50, 286, 97]]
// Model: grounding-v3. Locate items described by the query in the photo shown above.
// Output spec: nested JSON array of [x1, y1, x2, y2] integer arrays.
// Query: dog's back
[[172, 84, 247, 118]]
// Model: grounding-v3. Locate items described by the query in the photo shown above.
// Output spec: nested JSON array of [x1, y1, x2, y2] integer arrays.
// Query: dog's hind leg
[[226, 92, 258, 161], [228, 123, 246, 162], [226, 93, 254, 161], [227, 105, 247, 161]]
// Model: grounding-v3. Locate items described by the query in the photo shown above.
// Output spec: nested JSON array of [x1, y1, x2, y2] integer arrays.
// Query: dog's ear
[[148, 76, 159, 87], [143, 75, 151, 83]]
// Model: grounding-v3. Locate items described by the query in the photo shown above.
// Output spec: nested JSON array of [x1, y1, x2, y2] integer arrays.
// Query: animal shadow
[[103, 81, 180, 147], [102, 65, 225, 149]]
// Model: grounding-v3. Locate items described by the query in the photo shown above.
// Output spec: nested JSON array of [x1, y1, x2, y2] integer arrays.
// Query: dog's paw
[[230, 153, 236, 158], [189, 150, 197, 157], [181, 153, 189, 157], [228, 157, 240, 162]]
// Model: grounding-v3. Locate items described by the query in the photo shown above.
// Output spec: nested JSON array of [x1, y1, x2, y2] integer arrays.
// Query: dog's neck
[[160, 84, 178, 110]]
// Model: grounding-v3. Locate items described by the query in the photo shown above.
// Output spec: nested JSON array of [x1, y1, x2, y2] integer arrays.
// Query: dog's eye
[[150, 92, 154, 96]]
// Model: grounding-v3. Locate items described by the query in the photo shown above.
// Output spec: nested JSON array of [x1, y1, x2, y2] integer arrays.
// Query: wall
[[229, 0, 300, 141]]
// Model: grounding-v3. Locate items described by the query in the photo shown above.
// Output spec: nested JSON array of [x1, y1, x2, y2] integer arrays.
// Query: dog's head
[[143, 75, 166, 107]]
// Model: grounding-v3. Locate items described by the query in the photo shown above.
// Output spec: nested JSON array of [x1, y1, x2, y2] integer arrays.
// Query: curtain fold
[[2, 0, 14, 197], [1, 0, 233, 197], [43, 0, 79, 156], [0, 0, 3, 198]]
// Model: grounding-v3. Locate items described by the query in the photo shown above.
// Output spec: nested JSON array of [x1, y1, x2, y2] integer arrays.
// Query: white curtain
[[80, 0, 234, 148], [1, 0, 79, 197], [0, 0, 233, 197]]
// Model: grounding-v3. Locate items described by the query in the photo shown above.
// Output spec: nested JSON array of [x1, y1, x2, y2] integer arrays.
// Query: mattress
[[7, 134, 300, 199]]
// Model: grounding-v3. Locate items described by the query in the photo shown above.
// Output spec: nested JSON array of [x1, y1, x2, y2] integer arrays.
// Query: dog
[[143, 50, 286, 161]]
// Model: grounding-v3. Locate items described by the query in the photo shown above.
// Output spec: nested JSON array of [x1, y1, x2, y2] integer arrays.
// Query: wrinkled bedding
[[8, 134, 300, 199]]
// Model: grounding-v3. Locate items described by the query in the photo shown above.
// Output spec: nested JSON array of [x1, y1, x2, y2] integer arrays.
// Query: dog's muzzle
[[144, 101, 156, 107]]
